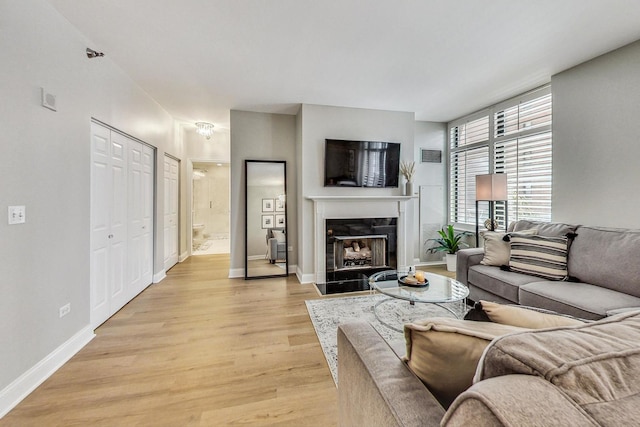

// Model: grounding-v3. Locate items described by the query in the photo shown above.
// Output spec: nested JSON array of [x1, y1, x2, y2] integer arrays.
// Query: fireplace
[[307, 195, 412, 291], [320, 217, 397, 294]]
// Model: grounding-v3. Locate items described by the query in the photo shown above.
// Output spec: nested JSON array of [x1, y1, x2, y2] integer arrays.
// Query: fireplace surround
[[308, 195, 412, 294]]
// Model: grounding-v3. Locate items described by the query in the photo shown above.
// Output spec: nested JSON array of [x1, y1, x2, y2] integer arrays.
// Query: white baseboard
[[179, 251, 189, 262], [153, 270, 166, 283], [287, 264, 297, 276], [228, 268, 244, 278], [0, 326, 95, 418], [296, 266, 315, 284], [247, 255, 264, 261]]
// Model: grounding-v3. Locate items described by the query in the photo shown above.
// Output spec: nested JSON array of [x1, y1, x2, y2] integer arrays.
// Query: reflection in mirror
[[245, 160, 288, 279]]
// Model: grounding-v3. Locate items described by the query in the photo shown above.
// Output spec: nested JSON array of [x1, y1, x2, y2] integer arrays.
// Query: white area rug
[[305, 294, 468, 385]]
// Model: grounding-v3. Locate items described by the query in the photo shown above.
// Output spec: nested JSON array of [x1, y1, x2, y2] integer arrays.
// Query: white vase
[[445, 253, 457, 272], [405, 181, 413, 196]]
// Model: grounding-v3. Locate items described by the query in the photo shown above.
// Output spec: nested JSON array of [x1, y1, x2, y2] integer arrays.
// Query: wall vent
[[421, 149, 442, 163]]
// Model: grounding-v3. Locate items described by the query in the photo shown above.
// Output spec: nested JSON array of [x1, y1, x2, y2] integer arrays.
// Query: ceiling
[[47, 0, 640, 128]]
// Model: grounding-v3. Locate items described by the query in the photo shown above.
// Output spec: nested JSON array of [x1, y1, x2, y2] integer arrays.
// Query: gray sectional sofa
[[457, 220, 640, 320], [338, 310, 640, 426]]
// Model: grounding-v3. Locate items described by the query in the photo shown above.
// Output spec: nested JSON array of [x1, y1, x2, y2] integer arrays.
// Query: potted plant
[[426, 225, 472, 272]]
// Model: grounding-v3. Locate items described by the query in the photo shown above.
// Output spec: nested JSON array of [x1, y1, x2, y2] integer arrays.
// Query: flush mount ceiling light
[[195, 122, 215, 140]]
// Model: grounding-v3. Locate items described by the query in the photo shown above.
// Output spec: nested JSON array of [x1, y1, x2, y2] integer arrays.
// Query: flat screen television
[[324, 139, 401, 188]]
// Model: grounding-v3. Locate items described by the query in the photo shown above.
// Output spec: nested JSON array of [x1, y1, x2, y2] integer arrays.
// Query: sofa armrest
[[337, 322, 445, 427], [456, 248, 485, 286], [443, 375, 595, 426]]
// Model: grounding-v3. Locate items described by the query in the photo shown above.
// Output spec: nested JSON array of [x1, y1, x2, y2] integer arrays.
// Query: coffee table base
[[373, 297, 465, 333]]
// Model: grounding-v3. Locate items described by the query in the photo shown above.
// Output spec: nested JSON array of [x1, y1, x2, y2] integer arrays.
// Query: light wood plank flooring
[[2, 255, 337, 426]]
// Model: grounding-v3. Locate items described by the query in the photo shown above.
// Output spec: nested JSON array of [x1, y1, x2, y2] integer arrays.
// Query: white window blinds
[[448, 86, 552, 227]]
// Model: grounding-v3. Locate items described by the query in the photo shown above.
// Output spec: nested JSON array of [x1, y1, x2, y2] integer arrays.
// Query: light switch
[[8, 206, 26, 225]]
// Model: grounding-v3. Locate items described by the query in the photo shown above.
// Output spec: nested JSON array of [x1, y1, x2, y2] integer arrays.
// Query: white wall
[[414, 121, 447, 262], [552, 39, 640, 228], [297, 104, 416, 281], [229, 111, 298, 276], [0, 0, 180, 404]]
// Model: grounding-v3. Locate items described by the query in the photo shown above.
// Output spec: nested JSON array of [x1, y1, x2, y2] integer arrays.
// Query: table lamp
[[475, 174, 508, 245]]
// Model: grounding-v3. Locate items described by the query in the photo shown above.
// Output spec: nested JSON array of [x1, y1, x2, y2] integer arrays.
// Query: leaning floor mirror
[[245, 160, 288, 279]]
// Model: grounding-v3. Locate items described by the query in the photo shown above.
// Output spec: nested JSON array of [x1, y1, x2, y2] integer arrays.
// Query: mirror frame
[[244, 160, 288, 279]]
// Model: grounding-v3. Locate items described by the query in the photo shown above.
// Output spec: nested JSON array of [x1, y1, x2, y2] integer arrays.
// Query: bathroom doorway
[[192, 161, 230, 255]]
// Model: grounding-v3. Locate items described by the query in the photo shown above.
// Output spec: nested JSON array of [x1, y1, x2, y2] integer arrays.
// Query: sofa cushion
[[474, 311, 640, 425], [403, 318, 527, 408], [479, 300, 585, 328], [508, 234, 569, 280], [479, 229, 537, 266], [510, 220, 577, 237], [469, 265, 543, 303], [568, 226, 640, 298], [271, 229, 286, 243], [519, 280, 640, 320]]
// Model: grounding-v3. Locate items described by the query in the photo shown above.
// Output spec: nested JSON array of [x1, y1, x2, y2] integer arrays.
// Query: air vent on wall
[[421, 149, 442, 163]]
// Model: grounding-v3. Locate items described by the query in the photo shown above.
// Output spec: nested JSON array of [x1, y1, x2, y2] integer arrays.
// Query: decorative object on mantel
[[426, 225, 472, 271], [399, 160, 415, 196], [475, 173, 508, 245]]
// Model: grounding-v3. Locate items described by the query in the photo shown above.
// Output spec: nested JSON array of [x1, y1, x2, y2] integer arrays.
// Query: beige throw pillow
[[403, 318, 527, 408], [480, 300, 585, 329], [480, 229, 537, 266]]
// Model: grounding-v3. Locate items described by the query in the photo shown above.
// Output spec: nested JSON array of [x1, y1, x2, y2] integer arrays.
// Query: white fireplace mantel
[[307, 195, 415, 284]]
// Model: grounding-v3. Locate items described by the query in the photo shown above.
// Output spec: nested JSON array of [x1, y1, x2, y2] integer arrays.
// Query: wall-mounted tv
[[324, 139, 401, 188]]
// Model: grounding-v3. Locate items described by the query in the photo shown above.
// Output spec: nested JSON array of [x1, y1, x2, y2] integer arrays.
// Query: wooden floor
[[2, 255, 338, 426]]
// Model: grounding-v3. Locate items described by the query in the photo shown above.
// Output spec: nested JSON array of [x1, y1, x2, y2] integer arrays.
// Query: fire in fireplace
[[320, 217, 397, 295], [333, 235, 387, 270]]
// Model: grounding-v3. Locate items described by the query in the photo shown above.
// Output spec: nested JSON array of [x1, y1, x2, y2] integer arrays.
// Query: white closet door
[[164, 156, 179, 270], [90, 122, 155, 327], [90, 123, 111, 325], [141, 145, 154, 285], [128, 142, 154, 297], [107, 132, 129, 314], [90, 124, 128, 325]]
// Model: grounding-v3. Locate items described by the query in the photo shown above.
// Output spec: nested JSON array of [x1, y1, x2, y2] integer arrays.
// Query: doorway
[[192, 161, 230, 255]]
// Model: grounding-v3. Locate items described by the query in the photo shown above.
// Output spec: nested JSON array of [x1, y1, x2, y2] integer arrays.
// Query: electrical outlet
[[8, 205, 26, 225], [59, 303, 71, 318], [288, 246, 293, 251]]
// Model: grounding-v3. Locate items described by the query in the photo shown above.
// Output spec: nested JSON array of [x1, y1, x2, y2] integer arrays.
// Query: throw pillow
[[511, 220, 577, 237], [479, 300, 585, 329], [508, 234, 569, 280], [480, 229, 538, 266], [271, 229, 286, 243], [403, 318, 527, 408]]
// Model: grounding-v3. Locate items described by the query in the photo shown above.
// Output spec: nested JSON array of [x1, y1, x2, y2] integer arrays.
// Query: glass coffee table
[[368, 270, 469, 332]]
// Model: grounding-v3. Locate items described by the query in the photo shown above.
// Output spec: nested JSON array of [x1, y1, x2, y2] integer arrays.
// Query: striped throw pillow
[[509, 235, 569, 280]]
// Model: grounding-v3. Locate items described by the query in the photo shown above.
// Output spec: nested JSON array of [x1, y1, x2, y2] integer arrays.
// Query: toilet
[[193, 224, 205, 243]]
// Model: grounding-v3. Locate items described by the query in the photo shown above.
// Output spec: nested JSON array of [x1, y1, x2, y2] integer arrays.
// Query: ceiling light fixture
[[195, 122, 214, 140]]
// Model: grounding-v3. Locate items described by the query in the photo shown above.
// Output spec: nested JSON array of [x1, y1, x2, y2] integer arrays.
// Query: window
[[449, 86, 552, 227]]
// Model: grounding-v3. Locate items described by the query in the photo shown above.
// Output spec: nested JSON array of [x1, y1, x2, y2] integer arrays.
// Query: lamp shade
[[476, 174, 507, 201]]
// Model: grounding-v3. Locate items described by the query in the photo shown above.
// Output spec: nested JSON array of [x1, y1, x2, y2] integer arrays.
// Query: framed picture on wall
[[262, 198, 274, 212], [262, 215, 274, 229], [275, 198, 285, 212], [275, 214, 285, 227]]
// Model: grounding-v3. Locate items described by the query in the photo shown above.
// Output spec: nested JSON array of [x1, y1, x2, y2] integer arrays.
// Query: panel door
[[164, 156, 179, 271], [108, 132, 129, 314], [127, 141, 155, 298], [90, 123, 155, 328], [140, 145, 154, 285], [90, 123, 111, 326]]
